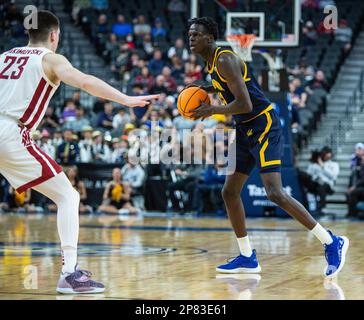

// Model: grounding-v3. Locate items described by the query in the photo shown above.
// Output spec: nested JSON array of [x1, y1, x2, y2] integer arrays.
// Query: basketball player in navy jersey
[[187, 17, 348, 277]]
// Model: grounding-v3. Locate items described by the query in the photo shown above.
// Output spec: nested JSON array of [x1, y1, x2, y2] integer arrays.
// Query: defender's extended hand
[[123, 94, 160, 107], [191, 100, 214, 120]]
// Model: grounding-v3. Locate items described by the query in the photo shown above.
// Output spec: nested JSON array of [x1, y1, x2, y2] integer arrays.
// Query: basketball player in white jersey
[[0, 10, 159, 294]]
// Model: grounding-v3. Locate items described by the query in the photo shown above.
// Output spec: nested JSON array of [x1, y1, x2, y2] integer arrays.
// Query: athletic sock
[[311, 223, 333, 245], [237, 236, 253, 257], [61, 247, 77, 274]]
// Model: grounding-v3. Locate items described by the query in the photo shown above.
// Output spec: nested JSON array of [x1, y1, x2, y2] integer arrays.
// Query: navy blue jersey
[[207, 47, 271, 123]]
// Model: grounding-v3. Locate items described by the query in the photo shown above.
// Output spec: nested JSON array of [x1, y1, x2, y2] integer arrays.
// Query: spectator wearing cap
[[123, 123, 136, 138], [351, 143, 364, 170], [168, 38, 189, 62], [79, 126, 94, 163], [57, 129, 80, 166], [97, 101, 114, 131], [91, 130, 111, 163], [112, 14, 132, 39], [112, 106, 131, 133], [152, 18, 167, 40]]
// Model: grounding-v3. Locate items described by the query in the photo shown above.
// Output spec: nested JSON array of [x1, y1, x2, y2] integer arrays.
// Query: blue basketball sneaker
[[216, 250, 262, 274], [324, 230, 349, 278]]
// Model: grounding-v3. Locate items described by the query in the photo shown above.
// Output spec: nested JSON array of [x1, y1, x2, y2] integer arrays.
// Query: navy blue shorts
[[232, 107, 283, 175]]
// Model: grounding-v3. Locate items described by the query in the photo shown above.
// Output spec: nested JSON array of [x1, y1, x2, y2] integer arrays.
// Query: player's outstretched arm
[[44, 53, 159, 107]]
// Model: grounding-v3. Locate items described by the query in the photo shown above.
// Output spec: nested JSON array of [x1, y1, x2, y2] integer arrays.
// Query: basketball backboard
[[211, 0, 301, 48]]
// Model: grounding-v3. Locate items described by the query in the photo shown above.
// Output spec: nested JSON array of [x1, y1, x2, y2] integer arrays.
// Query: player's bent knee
[[221, 186, 239, 201], [266, 189, 287, 205]]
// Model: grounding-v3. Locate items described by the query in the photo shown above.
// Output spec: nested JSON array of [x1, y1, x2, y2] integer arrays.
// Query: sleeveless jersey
[[0, 46, 59, 130], [207, 47, 272, 123]]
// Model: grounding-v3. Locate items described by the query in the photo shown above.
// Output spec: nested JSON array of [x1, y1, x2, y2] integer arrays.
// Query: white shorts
[[0, 118, 62, 193]]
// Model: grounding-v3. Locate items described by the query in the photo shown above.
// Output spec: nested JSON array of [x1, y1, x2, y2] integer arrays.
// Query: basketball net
[[226, 34, 256, 62]]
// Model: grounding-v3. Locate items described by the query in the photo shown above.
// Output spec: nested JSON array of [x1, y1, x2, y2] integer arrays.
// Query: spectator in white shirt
[[320, 146, 340, 191], [79, 126, 94, 163], [168, 38, 189, 61], [91, 131, 112, 163], [121, 155, 145, 192], [133, 15, 151, 36], [306, 149, 338, 215]]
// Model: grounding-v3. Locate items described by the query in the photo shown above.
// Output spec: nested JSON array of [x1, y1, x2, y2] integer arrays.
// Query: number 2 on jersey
[[0, 56, 29, 80]]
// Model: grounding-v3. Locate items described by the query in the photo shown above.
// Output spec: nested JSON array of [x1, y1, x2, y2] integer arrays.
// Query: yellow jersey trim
[[242, 61, 251, 82], [259, 139, 282, 167], [240, 104, 273, 124], [258, 109, 272, 144], [207, 47, 220, 74], [214, 49, 235, 82]]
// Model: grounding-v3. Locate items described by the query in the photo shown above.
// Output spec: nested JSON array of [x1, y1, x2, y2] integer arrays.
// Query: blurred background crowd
[[1, 0, 364, 219]]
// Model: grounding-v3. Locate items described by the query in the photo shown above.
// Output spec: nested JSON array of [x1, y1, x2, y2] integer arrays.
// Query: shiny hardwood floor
[[0, 213, 363, 300]]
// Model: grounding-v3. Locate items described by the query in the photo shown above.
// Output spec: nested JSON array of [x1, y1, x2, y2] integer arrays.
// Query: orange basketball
[[177, 87, 210, 120]]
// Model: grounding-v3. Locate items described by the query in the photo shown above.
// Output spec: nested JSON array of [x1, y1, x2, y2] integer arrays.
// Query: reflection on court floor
[[0, 214, 363, 300]]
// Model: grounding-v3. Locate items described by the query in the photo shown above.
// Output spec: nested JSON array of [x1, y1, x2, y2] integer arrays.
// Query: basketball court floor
[[0, 213, 363, 300]]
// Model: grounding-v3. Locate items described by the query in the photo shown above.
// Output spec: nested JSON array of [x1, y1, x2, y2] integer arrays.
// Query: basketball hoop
[[226, 34, 257, 62]]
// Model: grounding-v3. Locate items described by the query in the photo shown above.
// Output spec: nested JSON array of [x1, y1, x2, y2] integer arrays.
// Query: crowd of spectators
[[0, 0, 357, 217]]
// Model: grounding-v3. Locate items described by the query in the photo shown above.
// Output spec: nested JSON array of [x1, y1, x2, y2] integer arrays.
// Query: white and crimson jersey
[[0, 46, 59, 130], [0, 46, 62, 192]]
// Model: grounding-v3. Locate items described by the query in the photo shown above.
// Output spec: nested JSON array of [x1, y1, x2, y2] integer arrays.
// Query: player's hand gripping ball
[[177, 86, 210, 120]]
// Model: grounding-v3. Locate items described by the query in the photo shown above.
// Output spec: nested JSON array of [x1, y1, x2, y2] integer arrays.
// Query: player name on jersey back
[[6, 48, 44, 55]]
